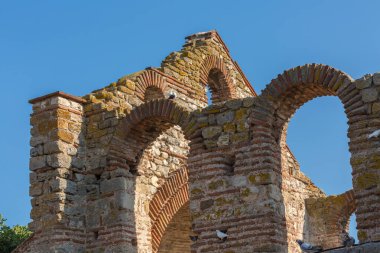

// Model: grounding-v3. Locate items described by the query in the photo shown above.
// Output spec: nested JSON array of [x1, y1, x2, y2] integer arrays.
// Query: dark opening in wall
[[224, 154, 235, 176], [205, 68, 230, 104]]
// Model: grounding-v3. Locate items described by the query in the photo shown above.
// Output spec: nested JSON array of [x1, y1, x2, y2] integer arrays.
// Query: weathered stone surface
[[217, 133, 229, 146], [201, 126, 222, 138], [115, 191, 134, 210], [372, 102, 380, 114], [373, 72, 380, 86], [21, 31, 380, 253], [355, 74, 372, 89], [46, 153, 71, 168], [100, 177, 132, 194], [225, 99, 242, 109], [216, 110, 235, 125], [361, 88, 378, 102], [29, 156, 46, 170]]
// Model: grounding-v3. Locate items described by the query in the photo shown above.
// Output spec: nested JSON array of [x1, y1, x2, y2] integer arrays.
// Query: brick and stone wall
[[15, 31, 380, 253]]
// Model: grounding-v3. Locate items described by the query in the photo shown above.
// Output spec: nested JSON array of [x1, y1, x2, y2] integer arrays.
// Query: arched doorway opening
[[286, 96, 357, 247], [110, 99, 192, 253], [258, 64, 366, 252]]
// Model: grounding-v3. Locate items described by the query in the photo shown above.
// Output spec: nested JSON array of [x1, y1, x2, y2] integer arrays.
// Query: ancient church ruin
[[16, 31, 380, 252]]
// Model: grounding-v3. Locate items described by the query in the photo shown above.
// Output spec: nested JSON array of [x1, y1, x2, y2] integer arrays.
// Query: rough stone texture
[[15, 31, 380, 253]]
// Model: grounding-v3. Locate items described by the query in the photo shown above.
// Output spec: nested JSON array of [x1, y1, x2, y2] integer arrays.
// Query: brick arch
[[136, 70, 168, 101], [329, 190, 357, 229], [109, 99, 198, 168], [261, 64, 356, 126], [251, 64, 368, 249], [149, 167, 189, 253], [305, 190, 357, 249], [199, 55, 236, 103], [258, 63, 364, 150]]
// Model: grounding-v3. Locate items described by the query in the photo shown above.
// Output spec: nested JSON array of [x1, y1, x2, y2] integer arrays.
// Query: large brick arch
[[149, 167, 189, 253], [259, 64, 359, 167], [135, 70, 168, 101], [199, 55, 236, 103], [256, 64, 380, 246], [261, 64, 356, 136], [106, 99, 194, 252]]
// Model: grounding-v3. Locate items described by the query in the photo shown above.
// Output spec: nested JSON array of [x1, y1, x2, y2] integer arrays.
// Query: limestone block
[[100, 177, 132, 194], [216, 110, 235, 125], [30, 145, 43, 157], [30, 182, 43, 197], [47, 153, 72, 168], [373, 73, 380, 86], [243, 97, 255, 107], [372, 102, 380, 114], [225, 99, 242, 109], [356, 75, 372, 89], [202, 126, 222, 138], [30, 156, 46, 170], [30, 136, 47, 147], [217, 133, 230, 146], [361, 88, 378, 103], [50, 178, 77, 194], [115, 191, 134, 210]]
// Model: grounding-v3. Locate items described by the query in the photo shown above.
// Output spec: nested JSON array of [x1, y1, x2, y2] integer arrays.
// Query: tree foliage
[[0, 214, 31, 253]]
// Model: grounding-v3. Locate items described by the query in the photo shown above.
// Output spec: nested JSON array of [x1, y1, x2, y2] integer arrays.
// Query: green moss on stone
[[191, 188, 204, 195], [248, 173, 271, 185], [355, 173, 380, 190], [215, 197, 233, 206], [208, 179, 224, 190], [358, 230, 367, 242], [240, 188, 250, 197]]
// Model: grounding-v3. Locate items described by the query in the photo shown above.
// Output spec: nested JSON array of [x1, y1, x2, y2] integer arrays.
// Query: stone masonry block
[[100, 177, 132, 194], [202, 126, 222, 139], [362, 88, 378, 103], [29, 156, 46, 171]]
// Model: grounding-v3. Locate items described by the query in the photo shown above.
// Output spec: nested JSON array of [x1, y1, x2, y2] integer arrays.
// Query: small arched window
[[144, 86, 165, 102]]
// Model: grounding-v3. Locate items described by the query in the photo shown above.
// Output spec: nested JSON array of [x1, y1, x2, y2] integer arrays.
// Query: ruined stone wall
[[281, 146, 326, 253], [18, 31, 380, 253], [160, 31, 256, 104], [188, 98, 288, 252], [22, 93, 86, 252], [305, 190, 356, 249]]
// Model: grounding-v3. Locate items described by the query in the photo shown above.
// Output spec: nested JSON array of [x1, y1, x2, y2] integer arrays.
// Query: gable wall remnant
[[15, 31, 380, 253]]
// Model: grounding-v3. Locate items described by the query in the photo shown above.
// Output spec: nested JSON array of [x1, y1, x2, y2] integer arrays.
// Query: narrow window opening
[[205, 68, 229, 105], [348, 214, 358, 242], [93, 230, 99, 240], [205, 86, 212, 105], [224, 154, 235, 176]]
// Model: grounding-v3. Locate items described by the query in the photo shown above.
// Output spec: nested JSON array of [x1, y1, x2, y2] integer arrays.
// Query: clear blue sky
[[1, 0, 379, 240]]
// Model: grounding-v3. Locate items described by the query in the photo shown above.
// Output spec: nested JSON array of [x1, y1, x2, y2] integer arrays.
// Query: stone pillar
[[351, 73, 380, 243], [27, 91, 86, 252], [188, 98, 287, 253]]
